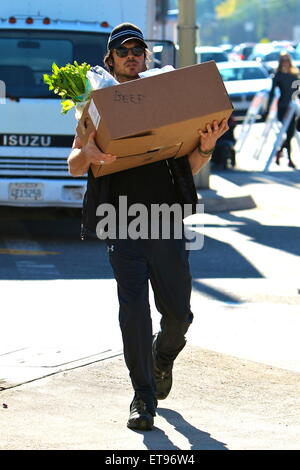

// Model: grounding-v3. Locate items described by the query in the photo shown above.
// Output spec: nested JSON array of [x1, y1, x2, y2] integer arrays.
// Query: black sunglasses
[[115, 46, 145, 58]]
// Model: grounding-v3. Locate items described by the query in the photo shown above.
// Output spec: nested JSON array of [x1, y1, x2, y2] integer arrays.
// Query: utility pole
[[155, 0, 169, 41], [261, 0, 269, 40], [177, 0, 197, 68], [178, 0, 210, 189]]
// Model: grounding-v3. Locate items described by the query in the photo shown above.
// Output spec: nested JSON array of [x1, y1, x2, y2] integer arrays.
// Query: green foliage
[[43, 61, 91, 114], [216, 0, 298, 22], [211, 0, 299, 43]]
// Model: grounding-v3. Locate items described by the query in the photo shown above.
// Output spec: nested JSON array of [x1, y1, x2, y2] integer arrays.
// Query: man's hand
[[84, 131, 117, 166], [197, 118, 229, 152], [68, 131, 117, 177], [188, 117, 230, 175]]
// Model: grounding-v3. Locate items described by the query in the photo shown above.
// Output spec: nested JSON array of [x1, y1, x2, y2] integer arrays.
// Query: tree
[[214, 0, 299, 43], [216, 0, 238, 18]]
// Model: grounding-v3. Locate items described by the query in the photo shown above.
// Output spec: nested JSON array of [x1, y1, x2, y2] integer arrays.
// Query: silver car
[[217, 61, 272, 120], [196, 46, 228, 63], [249, 48, 300, 74]]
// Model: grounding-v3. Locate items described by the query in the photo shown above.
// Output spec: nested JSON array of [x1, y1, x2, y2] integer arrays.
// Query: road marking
[[0, 248, 60, 256], [1, 220, 61, 277], [15, 260, 60, 277]]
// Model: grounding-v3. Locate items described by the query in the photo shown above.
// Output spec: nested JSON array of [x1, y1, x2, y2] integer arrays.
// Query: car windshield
[[219, 67, 268, 81], [199, 52, 228, 62], [262, 50, 299, 61], [0, 29, 109, 98]]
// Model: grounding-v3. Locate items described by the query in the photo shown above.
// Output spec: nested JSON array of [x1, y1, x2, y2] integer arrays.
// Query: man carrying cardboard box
[[68, 23, 229, 431]]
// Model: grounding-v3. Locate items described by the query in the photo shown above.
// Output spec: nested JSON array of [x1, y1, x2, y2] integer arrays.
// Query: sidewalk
[[1, 168, 300, 450], [1, 344, 300, 450]]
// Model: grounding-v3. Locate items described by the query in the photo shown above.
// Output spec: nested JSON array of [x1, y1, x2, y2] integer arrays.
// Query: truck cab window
[[0, 31, 108, 98]]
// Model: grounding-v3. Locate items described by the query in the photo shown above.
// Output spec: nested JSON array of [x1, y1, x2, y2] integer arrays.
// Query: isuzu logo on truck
[[1, 134, 52, 147], [0, 134, 74, 147]]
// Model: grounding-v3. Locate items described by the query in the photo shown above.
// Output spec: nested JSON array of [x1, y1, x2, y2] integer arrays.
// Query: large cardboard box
[[76, 61, 233, 178]]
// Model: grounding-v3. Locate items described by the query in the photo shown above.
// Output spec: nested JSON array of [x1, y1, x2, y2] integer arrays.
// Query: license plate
[[9, 183, 44, 201]]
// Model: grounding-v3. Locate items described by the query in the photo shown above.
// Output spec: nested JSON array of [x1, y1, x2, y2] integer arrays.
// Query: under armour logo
[[107, 245, 114, 252]]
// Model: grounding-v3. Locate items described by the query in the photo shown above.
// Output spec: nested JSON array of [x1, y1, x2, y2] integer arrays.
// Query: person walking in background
[[68, 23, 229, 431], [265, 52, 299, 168]]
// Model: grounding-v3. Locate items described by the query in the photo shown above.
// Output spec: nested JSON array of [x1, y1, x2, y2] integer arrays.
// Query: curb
[[199, 193, 256, 213], [197, 174, 256, 213]]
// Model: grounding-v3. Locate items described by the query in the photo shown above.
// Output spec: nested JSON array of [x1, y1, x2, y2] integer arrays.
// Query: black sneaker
[[288, 160, 296, 169], [153, 335, 173, 400], [127, 396, 154, 431]]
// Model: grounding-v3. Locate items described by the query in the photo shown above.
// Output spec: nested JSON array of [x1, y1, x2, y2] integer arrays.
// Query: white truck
[[0, 0, 176, 207]]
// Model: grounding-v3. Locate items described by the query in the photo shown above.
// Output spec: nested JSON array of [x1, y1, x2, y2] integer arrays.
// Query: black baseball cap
[[107, 22, 148, 50]]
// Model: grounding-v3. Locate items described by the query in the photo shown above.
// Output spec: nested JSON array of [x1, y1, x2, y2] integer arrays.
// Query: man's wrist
[[197, 143, 215, 157], [81, 145, 92, 166]]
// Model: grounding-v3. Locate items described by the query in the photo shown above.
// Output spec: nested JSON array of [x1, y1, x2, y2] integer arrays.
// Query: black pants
[[278, 106, 296, 158], [106, 235, 193, 414]]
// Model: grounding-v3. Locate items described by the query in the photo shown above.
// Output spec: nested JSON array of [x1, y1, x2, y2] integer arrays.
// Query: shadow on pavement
[[211, 169, 300, 189], [192, 279, 241, 304], [217, 212, 300, 258], [189, 234, 262, 279], [137, 408, 228, 450]]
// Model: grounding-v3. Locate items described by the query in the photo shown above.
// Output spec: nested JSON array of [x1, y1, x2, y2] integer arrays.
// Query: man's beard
[[118, 61, 141, 81]]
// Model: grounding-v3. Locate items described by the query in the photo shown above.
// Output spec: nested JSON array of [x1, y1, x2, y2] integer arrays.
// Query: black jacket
[[80, 155, 199, 239], [266, 70, 299, 111]]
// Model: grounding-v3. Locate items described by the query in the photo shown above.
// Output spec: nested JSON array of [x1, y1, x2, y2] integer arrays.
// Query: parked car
[[271, 40, 296, 50], [231, 42, 256, 60], [249, 48, 300, 74], [218, 43, 235, 54], [195, 46, 228, 63], [250, 42, 295, 58], [250, 43, 276, 56], [217, 61, 272, 120]]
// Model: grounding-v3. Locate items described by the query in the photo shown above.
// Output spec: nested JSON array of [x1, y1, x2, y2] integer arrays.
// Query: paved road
[[0, 160, 299, 384]]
